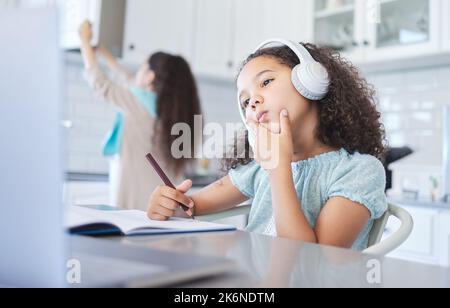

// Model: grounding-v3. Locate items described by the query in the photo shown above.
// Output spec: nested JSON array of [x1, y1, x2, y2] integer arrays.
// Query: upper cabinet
[[59, 0, 102, 50], [312, 0, 442, 65], [123, 0, 196, 65], [313, 0, 365, 62], [192, 0, 236, 79], [193, 0, 313, 79], [122, 0, 450, 79], [232, 0, 313, 72], [364, 0, 440, 62], [123, 0, 312, 79], [443, 0, 450, 50]]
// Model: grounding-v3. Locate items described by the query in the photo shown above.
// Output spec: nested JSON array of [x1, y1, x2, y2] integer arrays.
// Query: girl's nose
[[250, 95, 263, 110]]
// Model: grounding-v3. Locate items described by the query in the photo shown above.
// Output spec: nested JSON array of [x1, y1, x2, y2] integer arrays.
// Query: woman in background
[[79, 21, 202, 211]]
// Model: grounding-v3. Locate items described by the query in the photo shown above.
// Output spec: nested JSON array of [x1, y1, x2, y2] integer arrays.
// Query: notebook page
[[67, 206, 236, 235]]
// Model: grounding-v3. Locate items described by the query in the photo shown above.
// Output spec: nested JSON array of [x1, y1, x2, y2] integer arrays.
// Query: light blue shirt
[[229, 148, 388, 251], [102, 88, 157, 157]]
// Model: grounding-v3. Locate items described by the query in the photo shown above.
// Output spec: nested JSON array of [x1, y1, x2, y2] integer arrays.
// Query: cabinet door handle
[[129, 44, 135, 51], [227, 60, 234, 68]]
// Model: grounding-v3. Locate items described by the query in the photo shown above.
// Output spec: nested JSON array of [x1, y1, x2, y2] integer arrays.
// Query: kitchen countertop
[[65, 172, 220, 188], [65, 172, 109, 183], [388, 196, 450, 211]]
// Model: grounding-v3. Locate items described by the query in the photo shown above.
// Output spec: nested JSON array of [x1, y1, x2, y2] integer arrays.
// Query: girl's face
[[237, 56, 313, 135], [135, 63, 155, 90]]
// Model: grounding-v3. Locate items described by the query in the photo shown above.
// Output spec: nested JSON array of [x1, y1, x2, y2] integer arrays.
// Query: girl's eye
[[262, 79, 274, 87], [241, 99, 250, 108]]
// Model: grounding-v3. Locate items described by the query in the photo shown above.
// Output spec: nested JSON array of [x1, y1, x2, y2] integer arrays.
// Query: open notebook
[[67, 206, 236, 236]]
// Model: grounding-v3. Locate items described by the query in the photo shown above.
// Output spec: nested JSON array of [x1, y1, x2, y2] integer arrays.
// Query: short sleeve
[[228, 161, 261, 199], [327, 155, 388, 219]]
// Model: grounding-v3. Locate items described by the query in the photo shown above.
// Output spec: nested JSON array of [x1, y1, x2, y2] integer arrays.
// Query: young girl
[[147, 40, 388, 251], [79, 21, 201, 211]]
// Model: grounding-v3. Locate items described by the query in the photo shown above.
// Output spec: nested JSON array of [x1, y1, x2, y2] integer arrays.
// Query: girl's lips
[[257, 111, 268, 123]]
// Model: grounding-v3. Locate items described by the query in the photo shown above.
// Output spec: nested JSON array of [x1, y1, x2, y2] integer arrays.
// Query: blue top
[[229, 148, 388, 251], [102, 88, 157, 157]]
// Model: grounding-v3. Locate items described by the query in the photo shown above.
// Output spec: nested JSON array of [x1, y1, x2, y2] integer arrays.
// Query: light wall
[[64, 56, 450, 175]]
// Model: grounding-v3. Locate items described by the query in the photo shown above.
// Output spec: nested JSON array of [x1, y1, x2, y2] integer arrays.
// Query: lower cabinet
[[385, 205, 450, 267]]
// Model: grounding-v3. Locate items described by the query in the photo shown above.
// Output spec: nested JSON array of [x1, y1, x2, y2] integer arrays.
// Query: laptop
[[0, 7, 234, 288]]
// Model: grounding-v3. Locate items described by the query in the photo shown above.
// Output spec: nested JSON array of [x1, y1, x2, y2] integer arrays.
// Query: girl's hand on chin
[[249, 109, 294, 172]]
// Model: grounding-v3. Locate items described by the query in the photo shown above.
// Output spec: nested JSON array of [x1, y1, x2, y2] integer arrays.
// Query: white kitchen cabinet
[[364, 0, 441, 62], [59, 0, 102, 49], [386, 205, 450, 267], [311, 0, 442, 65], [2, 0, 106, 50], [312, 0, 365, 62], [192, 0, 236, 79], [233, 0, 313, 72], [123, 0, 196, 65], [193, 0, 313, 79], [438, 212, 450, 267], [443, 0, 450, 50]]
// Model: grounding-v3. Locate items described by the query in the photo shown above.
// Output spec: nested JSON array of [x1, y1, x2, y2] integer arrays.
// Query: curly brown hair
[[222, 43, 387, 172]]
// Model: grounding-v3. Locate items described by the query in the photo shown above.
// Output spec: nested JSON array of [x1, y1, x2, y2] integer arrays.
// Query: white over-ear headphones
[[237, 38, 330, 150]]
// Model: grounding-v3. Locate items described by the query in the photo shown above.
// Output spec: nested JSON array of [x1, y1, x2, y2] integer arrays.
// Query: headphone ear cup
[[291, 62, 329, 101], [291, 64, 314, 100], [291, 64, 305, 96]]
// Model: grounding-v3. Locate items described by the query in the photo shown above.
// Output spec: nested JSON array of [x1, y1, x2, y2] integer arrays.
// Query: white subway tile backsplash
[[70, 118, 93, 136], [89, 120, 114, 138], [69, 137, 103, 153], [74, 101, 108, 118], [404, 70, 439, 92], [370, 72, 405, 89], [368, 64, 450, 165], [65, 61, 114, 174], [67, 154, 90, 171], [420, 100, 437, 110], [67, 83, 92, 101], [386, 132, 406, 147], [436, 67, 450, 86], [382, 113, 402, 131], [407, 111, 434, 130], [88, 157, 110, 174]]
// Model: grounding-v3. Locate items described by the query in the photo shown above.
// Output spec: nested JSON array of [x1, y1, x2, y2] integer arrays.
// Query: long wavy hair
[[222, 43, 387, 171], [148, 52, 202, 175]]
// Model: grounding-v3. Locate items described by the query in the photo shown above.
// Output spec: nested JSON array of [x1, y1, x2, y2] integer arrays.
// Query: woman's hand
[[79, 20, 93, 44], [249, 109, 294, 172], [147, 180, 195, 221]]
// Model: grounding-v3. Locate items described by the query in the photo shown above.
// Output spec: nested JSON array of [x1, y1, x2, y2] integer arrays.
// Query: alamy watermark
[[366, 258, 382, 285], [66, 259, 81, 285], [170, 115, 281, 170], [366, 0, 381, 24]]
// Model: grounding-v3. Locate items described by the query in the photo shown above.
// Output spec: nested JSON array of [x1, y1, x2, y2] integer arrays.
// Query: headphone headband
[[254, 39, 315, 65]]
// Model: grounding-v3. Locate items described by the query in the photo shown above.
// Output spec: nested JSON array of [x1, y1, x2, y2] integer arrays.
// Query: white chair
[[364, 203, 414, 255], [197, 203, 413, 256]]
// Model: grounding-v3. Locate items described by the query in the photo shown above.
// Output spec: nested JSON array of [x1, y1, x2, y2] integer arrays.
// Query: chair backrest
[[367, 211, 390, 247], [363, 204, 414, 256]]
